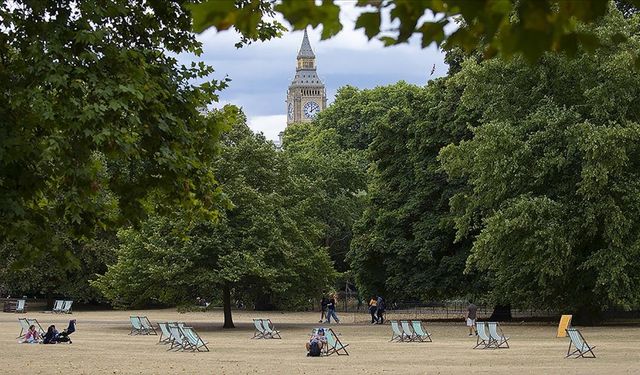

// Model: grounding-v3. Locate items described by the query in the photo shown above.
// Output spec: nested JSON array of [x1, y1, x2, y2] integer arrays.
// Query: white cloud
[[248, 115, 287, 142], [179, 2, 449, 140]]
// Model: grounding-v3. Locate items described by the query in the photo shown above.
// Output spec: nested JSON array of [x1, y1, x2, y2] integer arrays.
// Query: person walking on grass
[[325, 294, 340, 324], [376, 295, 385, 324], [368, 296, 378, 324], [319, 296, 328, 323], [467, 301, 478, 336]]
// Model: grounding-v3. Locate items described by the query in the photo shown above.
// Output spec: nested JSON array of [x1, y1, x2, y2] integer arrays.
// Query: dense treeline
[[285, 8, 640, 322]]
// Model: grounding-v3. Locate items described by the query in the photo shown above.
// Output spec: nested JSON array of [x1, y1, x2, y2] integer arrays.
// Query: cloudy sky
[[178, 2, 448, 141]]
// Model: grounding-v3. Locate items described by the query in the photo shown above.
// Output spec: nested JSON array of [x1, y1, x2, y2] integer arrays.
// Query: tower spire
[[297, 28, 315, 59]]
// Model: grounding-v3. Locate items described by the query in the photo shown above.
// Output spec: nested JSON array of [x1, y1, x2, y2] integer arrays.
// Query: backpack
[[309, 341, 321, 357]]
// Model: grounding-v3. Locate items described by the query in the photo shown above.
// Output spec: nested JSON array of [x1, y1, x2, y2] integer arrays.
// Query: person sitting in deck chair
[[22, 325, 41, 344], [306, 328, 327, 357]]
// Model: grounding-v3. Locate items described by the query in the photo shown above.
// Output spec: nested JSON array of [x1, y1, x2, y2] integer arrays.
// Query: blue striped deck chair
[[566, 328, 596, 358], [474, 322, 494, 349], [411, 320, 432, 342], [487, 322, 509, 348]]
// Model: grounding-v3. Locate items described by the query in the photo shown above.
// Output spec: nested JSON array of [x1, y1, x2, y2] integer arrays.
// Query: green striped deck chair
[[252, 318, 267, 339], [261, 319, 282, 339], [400, 320, 415, 342], [139, 316, 157, 335], [390, 320, 405, 342], [129, 316, 145, 335], [325, 328, 349, 356], [182, 326, 210, 352], [158, 322, 172, 344], [411, 320, 432, 342]]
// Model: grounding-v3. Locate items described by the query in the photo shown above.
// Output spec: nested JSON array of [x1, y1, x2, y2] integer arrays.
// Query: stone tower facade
[[286, 29, 327, 125]]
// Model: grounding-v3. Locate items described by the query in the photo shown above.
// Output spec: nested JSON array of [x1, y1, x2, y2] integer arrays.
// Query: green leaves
[[190, 0, 640, 64]]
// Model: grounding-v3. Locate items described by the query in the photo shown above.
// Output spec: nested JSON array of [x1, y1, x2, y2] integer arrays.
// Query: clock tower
[[286, 29, 326, 125]]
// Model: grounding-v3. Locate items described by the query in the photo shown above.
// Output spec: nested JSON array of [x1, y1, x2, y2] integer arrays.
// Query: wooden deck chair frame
[[261, 319, 282, 339], [17, 318, 31, 338], [182, 326, 210, 352], [129, 316, 145, 335], [474, 322, 495, 349], [565, 328, 596, 358], [252, 318, 267, 339], [157, 322, 172, 344], [15, 299, 26, 313], [325, 328, 349, 356], [139, 316, 157, 335], [487, 322, 510, 348], [390, 320, 404, 342], [410, 320, 432, 342], [27, 318, 45, 335], [400, 320, 415, 342], [52, 300, 64, 313]]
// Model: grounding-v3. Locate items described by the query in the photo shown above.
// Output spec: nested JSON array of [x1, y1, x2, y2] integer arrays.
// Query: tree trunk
[[488, 304, 512, 321], [223, 283, 235, 329]]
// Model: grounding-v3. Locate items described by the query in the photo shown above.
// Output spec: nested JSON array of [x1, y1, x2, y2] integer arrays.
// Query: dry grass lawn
[[1, 309, 639, 374]]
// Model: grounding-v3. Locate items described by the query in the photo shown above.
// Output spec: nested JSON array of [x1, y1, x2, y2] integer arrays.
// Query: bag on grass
[[309, 341, 321, 357]]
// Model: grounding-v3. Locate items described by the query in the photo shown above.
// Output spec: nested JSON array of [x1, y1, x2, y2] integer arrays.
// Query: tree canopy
[[94, 108, 336, 327], [191, 0, 640, 64]]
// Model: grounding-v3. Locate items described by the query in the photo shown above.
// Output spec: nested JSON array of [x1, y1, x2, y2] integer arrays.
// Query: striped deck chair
[[474, 322, 494, 349], [566, 328, 596, 358], [15, 299, 26, 313], [390, 320, 405, 342], [400, 320, 415, 342], [182, 326, 210, 352], [261, 319, 282, 339], [129, 316, 145, 335], [60, 300, 73, 314], [27, 318, 45, 336], [487, 322, 509, 348], [158, 322, 172, 344], [139, 316, 157, 335], [325, 328, 349, 356], [52, 300, 64, 313], [17, 318, 31, 338], [168, 324, 188, 351], [252, 318, 267, 339], [411, 320, 432, 342]]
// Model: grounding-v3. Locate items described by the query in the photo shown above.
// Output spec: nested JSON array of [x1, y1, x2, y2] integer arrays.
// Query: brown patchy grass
[[2, 309, 639, 374]]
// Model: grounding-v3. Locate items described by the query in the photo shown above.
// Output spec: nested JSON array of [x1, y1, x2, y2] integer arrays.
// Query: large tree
[[94, 108, 336, 327], [439, 9, 640, 322]]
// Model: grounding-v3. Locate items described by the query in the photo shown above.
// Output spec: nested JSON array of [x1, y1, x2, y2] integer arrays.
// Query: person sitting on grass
[[22, 325, 41, 344], [42, 325, 58, 344], [306, 328, 327, 357]]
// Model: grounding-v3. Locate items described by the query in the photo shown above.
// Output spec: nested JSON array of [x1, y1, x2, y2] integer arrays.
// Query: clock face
[[288, 102, 293, 119], [303, 101, 320, 118]]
